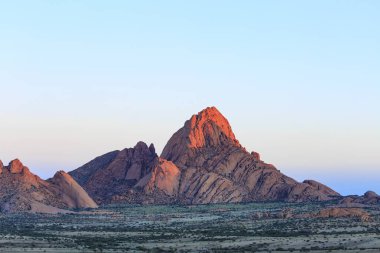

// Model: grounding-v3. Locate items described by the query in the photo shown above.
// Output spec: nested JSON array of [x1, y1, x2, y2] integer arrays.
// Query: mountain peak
[[198, 106, 222, 115], [161, 107, 242, 164], [132, 141, 158, 160], [186, 106, 239, 148]]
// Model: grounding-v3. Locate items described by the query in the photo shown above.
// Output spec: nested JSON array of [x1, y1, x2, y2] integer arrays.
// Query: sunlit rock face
[[71, 106, 340, 205], [9, 159, 26, 174], [161, 106, 243, 168], [0, 159, 97, 213]]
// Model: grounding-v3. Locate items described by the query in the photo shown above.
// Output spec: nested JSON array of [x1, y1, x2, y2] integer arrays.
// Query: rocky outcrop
[[340, 191, 380, 205], [135, 158, 180, 196], [70, 142, 181, 204], [310, 207, 371, 221], [71, 106, 340, 205], [0, 159, 97, 213], [251, 208, 294, 220], [161, 107, 340, 203], [9, 159, 26, 174]]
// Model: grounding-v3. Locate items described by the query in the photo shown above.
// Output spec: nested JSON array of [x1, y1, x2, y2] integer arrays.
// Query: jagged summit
[[8, 159, 28, 174], [161, 106, 243, 165], [132, 141, 157, 160], [186, 106, 240, 148]]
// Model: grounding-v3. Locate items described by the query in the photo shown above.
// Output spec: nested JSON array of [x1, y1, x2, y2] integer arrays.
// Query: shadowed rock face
[[0, 159, 97, 213], [71, 106, 340, 205], [70, 142, 180, 204]]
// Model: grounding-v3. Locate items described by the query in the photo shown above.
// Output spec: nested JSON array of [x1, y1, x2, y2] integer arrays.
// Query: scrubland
[[0, 202, 380, 252]]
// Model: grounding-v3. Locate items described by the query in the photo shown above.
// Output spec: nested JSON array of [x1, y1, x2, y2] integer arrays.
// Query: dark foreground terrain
[[1, 202, 380, 252]]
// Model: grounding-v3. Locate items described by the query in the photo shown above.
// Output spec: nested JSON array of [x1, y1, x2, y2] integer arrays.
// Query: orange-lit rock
[[136, 158, 180, 196], [161, 107, 243, 166], [9, 159, 25, 174]]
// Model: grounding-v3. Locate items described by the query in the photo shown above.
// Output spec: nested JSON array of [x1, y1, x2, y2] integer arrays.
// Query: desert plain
[[0, 201, 379, 252]]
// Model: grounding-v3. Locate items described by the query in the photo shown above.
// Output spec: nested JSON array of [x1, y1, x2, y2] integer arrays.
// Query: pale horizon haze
[[1, 1, 379, 196]]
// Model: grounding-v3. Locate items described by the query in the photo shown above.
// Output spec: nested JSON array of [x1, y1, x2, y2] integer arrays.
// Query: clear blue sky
[[0, 1, 379, 195]]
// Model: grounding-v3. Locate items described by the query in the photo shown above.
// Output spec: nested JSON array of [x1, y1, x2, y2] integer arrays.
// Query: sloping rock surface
[[0, 159, 97, 213]]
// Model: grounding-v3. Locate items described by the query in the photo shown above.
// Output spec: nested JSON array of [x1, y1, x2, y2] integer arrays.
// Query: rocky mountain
[[70, 106, 340, 205], [70, 142, 180, 204], [0, 159, 97, 213], [161, 107, 340, 203]]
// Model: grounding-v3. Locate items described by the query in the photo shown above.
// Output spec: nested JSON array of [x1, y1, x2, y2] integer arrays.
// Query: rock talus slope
[[0, 159, 97, 213], [71, 106, 340, 204]]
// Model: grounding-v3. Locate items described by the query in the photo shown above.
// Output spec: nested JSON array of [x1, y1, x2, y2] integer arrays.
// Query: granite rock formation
[[70, 106, 340, 205], [0, 159, 97, 213], [70, 142, 180, 204], [161, 107, 340, 203]]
